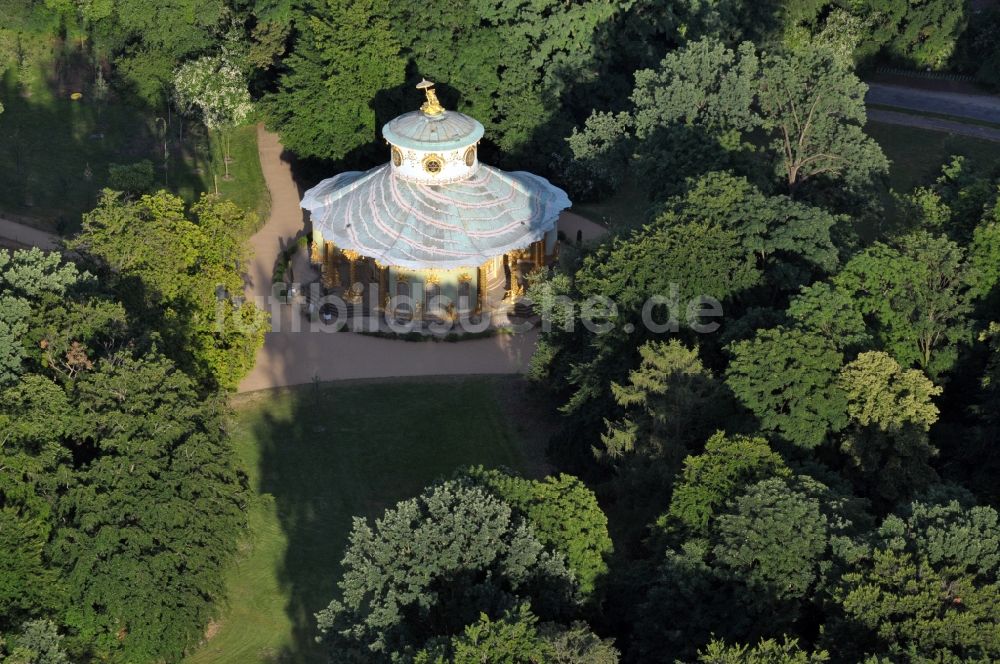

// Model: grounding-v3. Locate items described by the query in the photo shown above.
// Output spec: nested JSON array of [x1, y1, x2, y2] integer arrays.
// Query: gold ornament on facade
[[425, 271, 441, 285], [391, 147, 403, 167], [416, 79, 445, 116], [341, 249, 361, 262], [458, 272, 472, 283], [422, 153, 444, 175]]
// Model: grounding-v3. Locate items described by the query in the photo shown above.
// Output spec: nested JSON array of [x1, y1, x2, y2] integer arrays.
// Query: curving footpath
[[237, 125, 606, 393], [0, 217, 59, 250]]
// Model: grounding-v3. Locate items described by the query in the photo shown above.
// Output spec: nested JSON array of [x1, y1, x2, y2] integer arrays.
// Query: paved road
[[867, 83, 1000, 125], [868, 109, 1000, 143], [0, 217, 59, 250], [237, 125, 605, 393]]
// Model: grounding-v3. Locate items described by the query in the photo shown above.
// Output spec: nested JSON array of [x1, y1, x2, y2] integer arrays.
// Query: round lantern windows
[[464, 146, 476, 167], [422, 154, 444, 175], [391, 147, 403, 167]]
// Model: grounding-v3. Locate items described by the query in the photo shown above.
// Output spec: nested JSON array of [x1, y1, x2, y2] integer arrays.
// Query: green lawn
[[866, 121, 1000, 192], [0, 39, 269, 232], [184, 377, 550, 664]]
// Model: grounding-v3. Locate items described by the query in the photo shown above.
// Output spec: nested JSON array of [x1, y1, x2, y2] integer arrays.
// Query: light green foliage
[[416, 604, 552, 664], [72, 191, 268, 389], [631, 40, 761, 140], [466, 469, 612, 600], [834, 231, 972, 377], [414, 605, 620, 664], [695, 636, 829, 663], [829, 501, 1000, 662], [657, 172, 843, 284], [899, 186, 952, 232], [316, 481, 577, 661], [758, 47, 887, 194], [265, 0, 405, 160], [659, 432, 791, 541], [837, 352, 942, 505], [969, 214, 1000, 299], [603, 340, 726, 462], [839, 352, 941, 432], [627, 39, 761, 192], [726, 327, 848, 448], [540, 621, 620, 664], [607, 38, 886, 200], [3, 619, 70, 664], [787, 282, 870, 350]]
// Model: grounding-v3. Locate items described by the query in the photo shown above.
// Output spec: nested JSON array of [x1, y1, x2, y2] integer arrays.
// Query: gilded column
[[323, 242, 341, 289]]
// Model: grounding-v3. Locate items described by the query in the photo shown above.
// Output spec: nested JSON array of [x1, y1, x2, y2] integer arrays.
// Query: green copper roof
[[301, 163, 570, 270], [382, 110, 484, 151]]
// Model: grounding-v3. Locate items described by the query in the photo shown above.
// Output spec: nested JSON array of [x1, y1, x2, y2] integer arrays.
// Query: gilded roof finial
[[416, 78, 445, 116]]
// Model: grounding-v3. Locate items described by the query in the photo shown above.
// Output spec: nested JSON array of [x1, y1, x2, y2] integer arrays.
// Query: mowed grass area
[[866, 121, 1000, 192], [185, 377, 551, 664], [0, 39, 269, 231]]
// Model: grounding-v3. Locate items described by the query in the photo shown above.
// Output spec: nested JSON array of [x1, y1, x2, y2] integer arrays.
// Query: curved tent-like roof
[[301, 162, 570, 270]]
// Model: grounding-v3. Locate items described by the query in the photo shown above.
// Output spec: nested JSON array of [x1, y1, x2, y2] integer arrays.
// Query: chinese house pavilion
[[301, 80, 571, 320]]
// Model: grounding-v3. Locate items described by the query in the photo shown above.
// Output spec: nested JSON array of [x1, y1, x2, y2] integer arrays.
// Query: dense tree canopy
[[0, 249, 247, 662], [71, 191, 268, 390], [263, 0, 406, 161], [316, 481, 578, 661]]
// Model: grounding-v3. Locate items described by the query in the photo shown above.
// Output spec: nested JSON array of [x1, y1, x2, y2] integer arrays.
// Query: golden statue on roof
[[416, 79, 445, 116]]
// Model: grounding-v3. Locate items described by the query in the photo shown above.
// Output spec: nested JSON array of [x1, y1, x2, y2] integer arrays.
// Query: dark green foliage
[[0, 248, 247, 663], [315, 481, 577, 661], [726, 327, 848, 448], [106, 160, 155, 196], [836, 352, 942, 505], [264, 0, 406, 161], [635, 475, 859, 661], [787, 282, 871, 351], [49, 357, 246, 661], [655, 172, 843, 286], [602, 340, 731, 463], [826, 500, 1000, 662]]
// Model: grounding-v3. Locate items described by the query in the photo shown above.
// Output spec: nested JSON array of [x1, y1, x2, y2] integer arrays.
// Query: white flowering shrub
[[173, 56, 253, 131]]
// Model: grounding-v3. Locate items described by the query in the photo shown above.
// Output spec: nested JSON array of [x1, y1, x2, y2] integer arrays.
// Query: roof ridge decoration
[[416, 79, 445, 116]]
